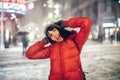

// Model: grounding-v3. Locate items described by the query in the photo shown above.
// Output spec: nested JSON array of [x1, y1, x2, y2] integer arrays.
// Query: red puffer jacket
[[26, 17, 92, 80]]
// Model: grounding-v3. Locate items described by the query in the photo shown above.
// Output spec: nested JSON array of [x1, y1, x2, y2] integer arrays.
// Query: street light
[[0, 0, 5, 50], [118, 0, 120, 4]]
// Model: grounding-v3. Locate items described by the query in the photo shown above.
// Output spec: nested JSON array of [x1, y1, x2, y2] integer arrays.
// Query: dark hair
[[45, 24, 73, 43]]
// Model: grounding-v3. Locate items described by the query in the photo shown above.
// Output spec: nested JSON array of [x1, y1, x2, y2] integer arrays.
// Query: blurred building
[[0, 0, 26, 48], [60, 0, 120, 42], [18, 0, 120, 42], [17, 0, 62, 42], [1, 0, 120, 49]]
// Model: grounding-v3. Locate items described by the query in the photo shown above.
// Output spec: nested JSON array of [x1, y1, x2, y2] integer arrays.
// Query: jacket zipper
[[59, 43, 65, 80]]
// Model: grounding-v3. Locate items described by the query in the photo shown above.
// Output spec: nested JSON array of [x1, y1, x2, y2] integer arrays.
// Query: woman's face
[[47, 28, 63, 42]]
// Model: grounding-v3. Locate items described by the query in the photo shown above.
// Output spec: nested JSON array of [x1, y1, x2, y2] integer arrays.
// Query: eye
[[53, 28, 56, 32], [47, 28, 57, 38]]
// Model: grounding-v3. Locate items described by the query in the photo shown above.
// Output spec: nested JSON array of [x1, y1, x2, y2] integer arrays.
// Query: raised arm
[[26, 39, 51, 59], [64, 17, 92, 48]]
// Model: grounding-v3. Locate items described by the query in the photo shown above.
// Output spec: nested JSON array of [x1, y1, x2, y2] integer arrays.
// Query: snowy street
[[0, 40, 120, 80]]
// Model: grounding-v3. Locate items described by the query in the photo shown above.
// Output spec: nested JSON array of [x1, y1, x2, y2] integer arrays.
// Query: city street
[[0, 40, 120, 80], [0, 0, 120, 80]]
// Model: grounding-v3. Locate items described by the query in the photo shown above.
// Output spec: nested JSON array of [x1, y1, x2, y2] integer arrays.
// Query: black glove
[[54, 20, 64, 29], [44, 37, 50, 44]]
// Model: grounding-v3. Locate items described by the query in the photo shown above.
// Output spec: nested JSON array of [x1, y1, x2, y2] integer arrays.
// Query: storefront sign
[[0, 0, 26, 15], [102, 23, 115, 28], [2, 0, 25, 4]]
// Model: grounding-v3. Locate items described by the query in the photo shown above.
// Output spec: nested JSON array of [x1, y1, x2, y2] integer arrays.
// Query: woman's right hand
[[54, 20, 65, 28]]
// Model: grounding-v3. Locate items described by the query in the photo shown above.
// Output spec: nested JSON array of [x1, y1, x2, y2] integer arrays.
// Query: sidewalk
[[85, 39, 120, 45], [0, 39, 120, 80]]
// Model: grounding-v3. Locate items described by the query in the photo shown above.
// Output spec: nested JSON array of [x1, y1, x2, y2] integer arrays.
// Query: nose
[[52, 34, 58, 38]]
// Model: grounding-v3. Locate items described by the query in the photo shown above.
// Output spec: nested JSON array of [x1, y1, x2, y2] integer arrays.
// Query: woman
[[26, 17, 92, 80]]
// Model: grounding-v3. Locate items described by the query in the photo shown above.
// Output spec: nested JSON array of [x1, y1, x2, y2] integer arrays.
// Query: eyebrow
[[47, 28, 57, 37]]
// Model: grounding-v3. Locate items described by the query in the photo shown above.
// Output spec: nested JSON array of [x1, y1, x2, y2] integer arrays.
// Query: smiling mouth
[[56, 35, 61, 40]]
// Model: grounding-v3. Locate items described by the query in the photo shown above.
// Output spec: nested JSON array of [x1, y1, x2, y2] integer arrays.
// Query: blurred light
[[54, 4, 59, 9], [103, 23, 115, 27], [28, 27, 32, 30], [48, 4, 52, 8], [36, 35, 40, 38], [10, 17, 14, 20], [2, 0, 25, 4], [5, 29, 9, 41], [43, 22, 47, 26], [15, 19, 18, 22], [36, 27, 39, 31], [118, 0, 120, 4], [47, 0, 53, 8], [11, 14, 16, 19], [29, 33, 34, 40], [118, 18, 120, 27], [17, 25, 20, 28], [54, 8, 59, 14], [28, 2, 34, 10], [116, 27, 120, 32], [43, 3, 47, 7], [0, 2, 26, 15], [105, 29, 109, 38], [48, 13, 53, 18], [89, 34, 92, 39]]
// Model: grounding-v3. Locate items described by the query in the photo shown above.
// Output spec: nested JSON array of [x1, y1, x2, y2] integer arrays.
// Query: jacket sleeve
[[64, 17, 92, 49], [26, 39, 51, 59]]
